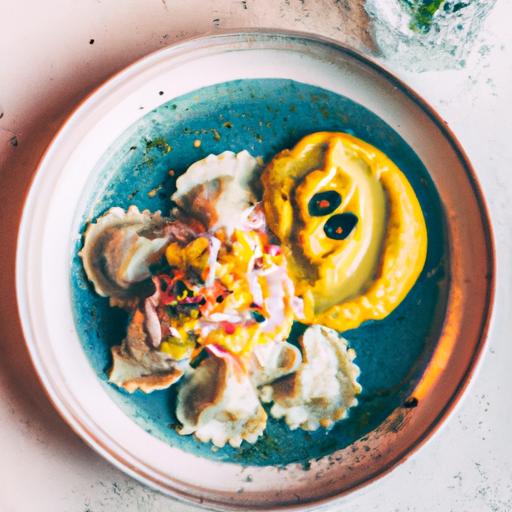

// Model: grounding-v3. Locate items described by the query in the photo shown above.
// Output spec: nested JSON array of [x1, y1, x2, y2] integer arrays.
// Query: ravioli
[[176, 351, 267, 448], [260, 325, 361, 431], [172, 150, 261, 235]]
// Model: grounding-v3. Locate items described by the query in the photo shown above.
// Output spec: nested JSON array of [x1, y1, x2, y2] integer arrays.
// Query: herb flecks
[[145, 137, 173, 154], [234, 431, 281, 461]]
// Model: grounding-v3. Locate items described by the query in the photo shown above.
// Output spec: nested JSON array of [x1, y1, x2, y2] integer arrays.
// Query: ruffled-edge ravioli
[[176, 355, 267, 448], [262, 132, 427, 332], [171, 150, 260, 234], [109, 310, 185, 393], [260, 325, 362, 431], [249, 340, 303, 387], [80, 205, 199, 307]]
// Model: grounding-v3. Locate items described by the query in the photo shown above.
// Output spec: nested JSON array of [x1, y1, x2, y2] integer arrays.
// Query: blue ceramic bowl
[[17, 32, 493, 510], [71, 77, 449, 467]]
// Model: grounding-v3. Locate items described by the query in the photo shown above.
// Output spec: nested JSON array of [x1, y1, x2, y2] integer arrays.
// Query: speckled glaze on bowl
[[16, 30, 494, 511]]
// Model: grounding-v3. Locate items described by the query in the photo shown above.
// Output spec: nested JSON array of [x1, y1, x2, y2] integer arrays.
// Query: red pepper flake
[[161, 294, 177, 306], [264, 244, 281, 256], [158, 275, 173, 291], [221, 322, 236, 334], [156, 276, 173, 301], [254, 256, 264, 269]]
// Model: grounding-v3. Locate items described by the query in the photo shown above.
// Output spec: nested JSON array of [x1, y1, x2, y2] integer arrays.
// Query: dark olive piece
[[324, 213, 358, 240], [308, 190, 342, 217]]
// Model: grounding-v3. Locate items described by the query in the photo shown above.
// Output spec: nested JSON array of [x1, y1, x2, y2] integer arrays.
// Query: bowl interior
[[71, 77, 449, 466]]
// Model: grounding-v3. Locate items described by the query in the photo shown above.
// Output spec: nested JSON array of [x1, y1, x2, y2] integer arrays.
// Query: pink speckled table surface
[[0, 1, 511, 511]]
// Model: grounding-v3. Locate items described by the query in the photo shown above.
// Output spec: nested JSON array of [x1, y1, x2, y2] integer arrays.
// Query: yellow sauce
[[262, 132, 427, 332]]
